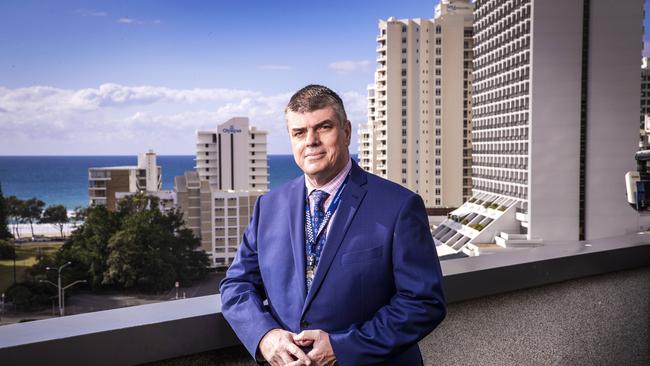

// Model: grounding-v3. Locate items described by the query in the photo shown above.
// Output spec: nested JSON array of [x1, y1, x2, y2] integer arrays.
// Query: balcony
[[88, 171, 111, 180], [1, 237, 649, 365]]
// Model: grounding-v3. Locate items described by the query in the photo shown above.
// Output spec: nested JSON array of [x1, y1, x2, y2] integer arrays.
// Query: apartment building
[[176, 117, 268, 267], [641, 57, 650, 149], [433, 0, 642, 255], [88, 150, 163, 210], [196, 117, 268, 191], [359, 0, 474, 208]]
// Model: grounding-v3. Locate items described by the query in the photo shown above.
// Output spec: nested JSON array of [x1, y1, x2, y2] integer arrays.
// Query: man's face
[[286, 106, 351, 186]]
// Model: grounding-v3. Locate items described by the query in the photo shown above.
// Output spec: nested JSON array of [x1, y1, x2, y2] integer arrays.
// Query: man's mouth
[[305, 152, 325, 160]]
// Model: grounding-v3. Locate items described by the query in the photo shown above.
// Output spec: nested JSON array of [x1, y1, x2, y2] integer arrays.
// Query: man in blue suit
[[220, 85, 446, 365]]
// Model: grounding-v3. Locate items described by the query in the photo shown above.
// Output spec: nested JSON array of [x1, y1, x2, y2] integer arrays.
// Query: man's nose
[[306, 128, 319, 146]]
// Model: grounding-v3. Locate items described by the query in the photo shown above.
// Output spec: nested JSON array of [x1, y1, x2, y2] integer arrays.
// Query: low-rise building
[[88, 150, 163, 210]]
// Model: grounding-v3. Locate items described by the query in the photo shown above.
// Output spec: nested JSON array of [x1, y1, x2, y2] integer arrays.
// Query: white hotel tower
[[359, 0, 474, 208], [175, 117, 268, 267], [433, 0, 643, 256]]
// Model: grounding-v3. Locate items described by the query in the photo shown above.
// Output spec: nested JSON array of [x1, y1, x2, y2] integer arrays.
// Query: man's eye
[[320, 125, 332, 130], [293, 131, 304, 137]]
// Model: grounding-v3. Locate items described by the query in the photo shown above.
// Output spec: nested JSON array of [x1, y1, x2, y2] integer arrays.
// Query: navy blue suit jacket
[[220, 161, 446, 365]]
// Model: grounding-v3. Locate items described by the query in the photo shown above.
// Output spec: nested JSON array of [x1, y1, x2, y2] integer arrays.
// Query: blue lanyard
[[305, 174, 350, 245]]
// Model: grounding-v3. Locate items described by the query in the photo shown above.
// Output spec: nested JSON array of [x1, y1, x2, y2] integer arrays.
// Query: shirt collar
[[305, 158, 352, 198]]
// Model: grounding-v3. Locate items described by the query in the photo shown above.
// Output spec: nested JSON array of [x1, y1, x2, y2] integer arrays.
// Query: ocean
[[0, 155, 352, 210]]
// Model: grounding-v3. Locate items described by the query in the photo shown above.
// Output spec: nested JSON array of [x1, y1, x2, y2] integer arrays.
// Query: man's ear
[[344, 120, 352, 145]]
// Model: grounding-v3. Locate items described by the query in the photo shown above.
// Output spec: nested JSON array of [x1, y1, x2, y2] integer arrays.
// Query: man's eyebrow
[[290, 120, 335, 132]]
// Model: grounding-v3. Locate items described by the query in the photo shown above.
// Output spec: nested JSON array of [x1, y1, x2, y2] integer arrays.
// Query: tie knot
[[311, 190, 329, 211]]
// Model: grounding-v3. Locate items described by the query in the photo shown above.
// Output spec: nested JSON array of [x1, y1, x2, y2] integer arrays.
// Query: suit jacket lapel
[[288, 177, 307, 304], [302, 162, 368, 316]]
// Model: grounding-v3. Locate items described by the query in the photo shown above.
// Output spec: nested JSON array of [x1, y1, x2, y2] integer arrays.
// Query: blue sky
[[0, 0, 648, 155]]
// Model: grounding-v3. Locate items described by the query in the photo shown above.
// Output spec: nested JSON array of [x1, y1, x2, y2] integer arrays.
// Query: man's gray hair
[[285, 84, 348, 126]]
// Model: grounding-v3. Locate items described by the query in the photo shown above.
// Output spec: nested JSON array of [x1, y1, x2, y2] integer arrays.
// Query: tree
[[6, 195, 24, 238], [57, 193, 209, 292], [0, 182, 13, 239], [41, 205, 69, 239], [21, 197, 45, 238], [71, 206, 88, 228], [58, 205, 119, 288], [102, 194, 209, 291]]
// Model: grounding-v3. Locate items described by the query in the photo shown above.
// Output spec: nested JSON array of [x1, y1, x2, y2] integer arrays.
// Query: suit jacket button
[[301, 320, 310, 328]]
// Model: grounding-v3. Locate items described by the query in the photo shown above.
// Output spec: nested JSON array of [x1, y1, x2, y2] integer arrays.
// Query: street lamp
[[40, 262, 85, 316], [61, 280, 87, 316]]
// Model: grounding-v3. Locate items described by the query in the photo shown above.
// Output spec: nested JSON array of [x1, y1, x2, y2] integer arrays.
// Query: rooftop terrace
[[1, 234, 649, 365]]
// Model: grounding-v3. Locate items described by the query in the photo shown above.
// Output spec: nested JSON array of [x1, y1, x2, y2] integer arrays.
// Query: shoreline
[[8, 223, 78, 238]]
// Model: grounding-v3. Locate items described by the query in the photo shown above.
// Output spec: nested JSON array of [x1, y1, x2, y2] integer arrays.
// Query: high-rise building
[[640, 57, 650, 149], [195, 117, 269, 191], [359, 0, 474, 208], [433, 0, 643, 255], [176, 117, 268, 267], [88, 150, 163, 210]]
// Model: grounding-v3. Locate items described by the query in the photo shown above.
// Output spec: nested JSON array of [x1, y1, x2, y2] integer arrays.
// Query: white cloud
[[341, 90, 368, 125], [118, 17, 162, 25], [328, 60, 372, 74], [0, 84, 366, 155], [259, 64, 292, 71]]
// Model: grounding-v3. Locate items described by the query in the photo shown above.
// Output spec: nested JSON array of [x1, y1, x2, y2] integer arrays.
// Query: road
[[0, 270, 227, 325]]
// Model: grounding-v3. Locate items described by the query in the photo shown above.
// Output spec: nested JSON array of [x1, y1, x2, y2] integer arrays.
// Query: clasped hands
[[259, 328, 337, 366]]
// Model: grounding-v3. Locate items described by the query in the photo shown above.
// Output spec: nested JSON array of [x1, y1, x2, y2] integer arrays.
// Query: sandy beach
[[9, 223, 77, 239]]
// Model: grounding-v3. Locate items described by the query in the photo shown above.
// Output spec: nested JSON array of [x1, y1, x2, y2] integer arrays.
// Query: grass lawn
[[0, 242, 62, 293]]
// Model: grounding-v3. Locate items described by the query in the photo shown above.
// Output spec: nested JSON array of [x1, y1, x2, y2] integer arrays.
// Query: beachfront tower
[[433, 0, 643, 256]]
